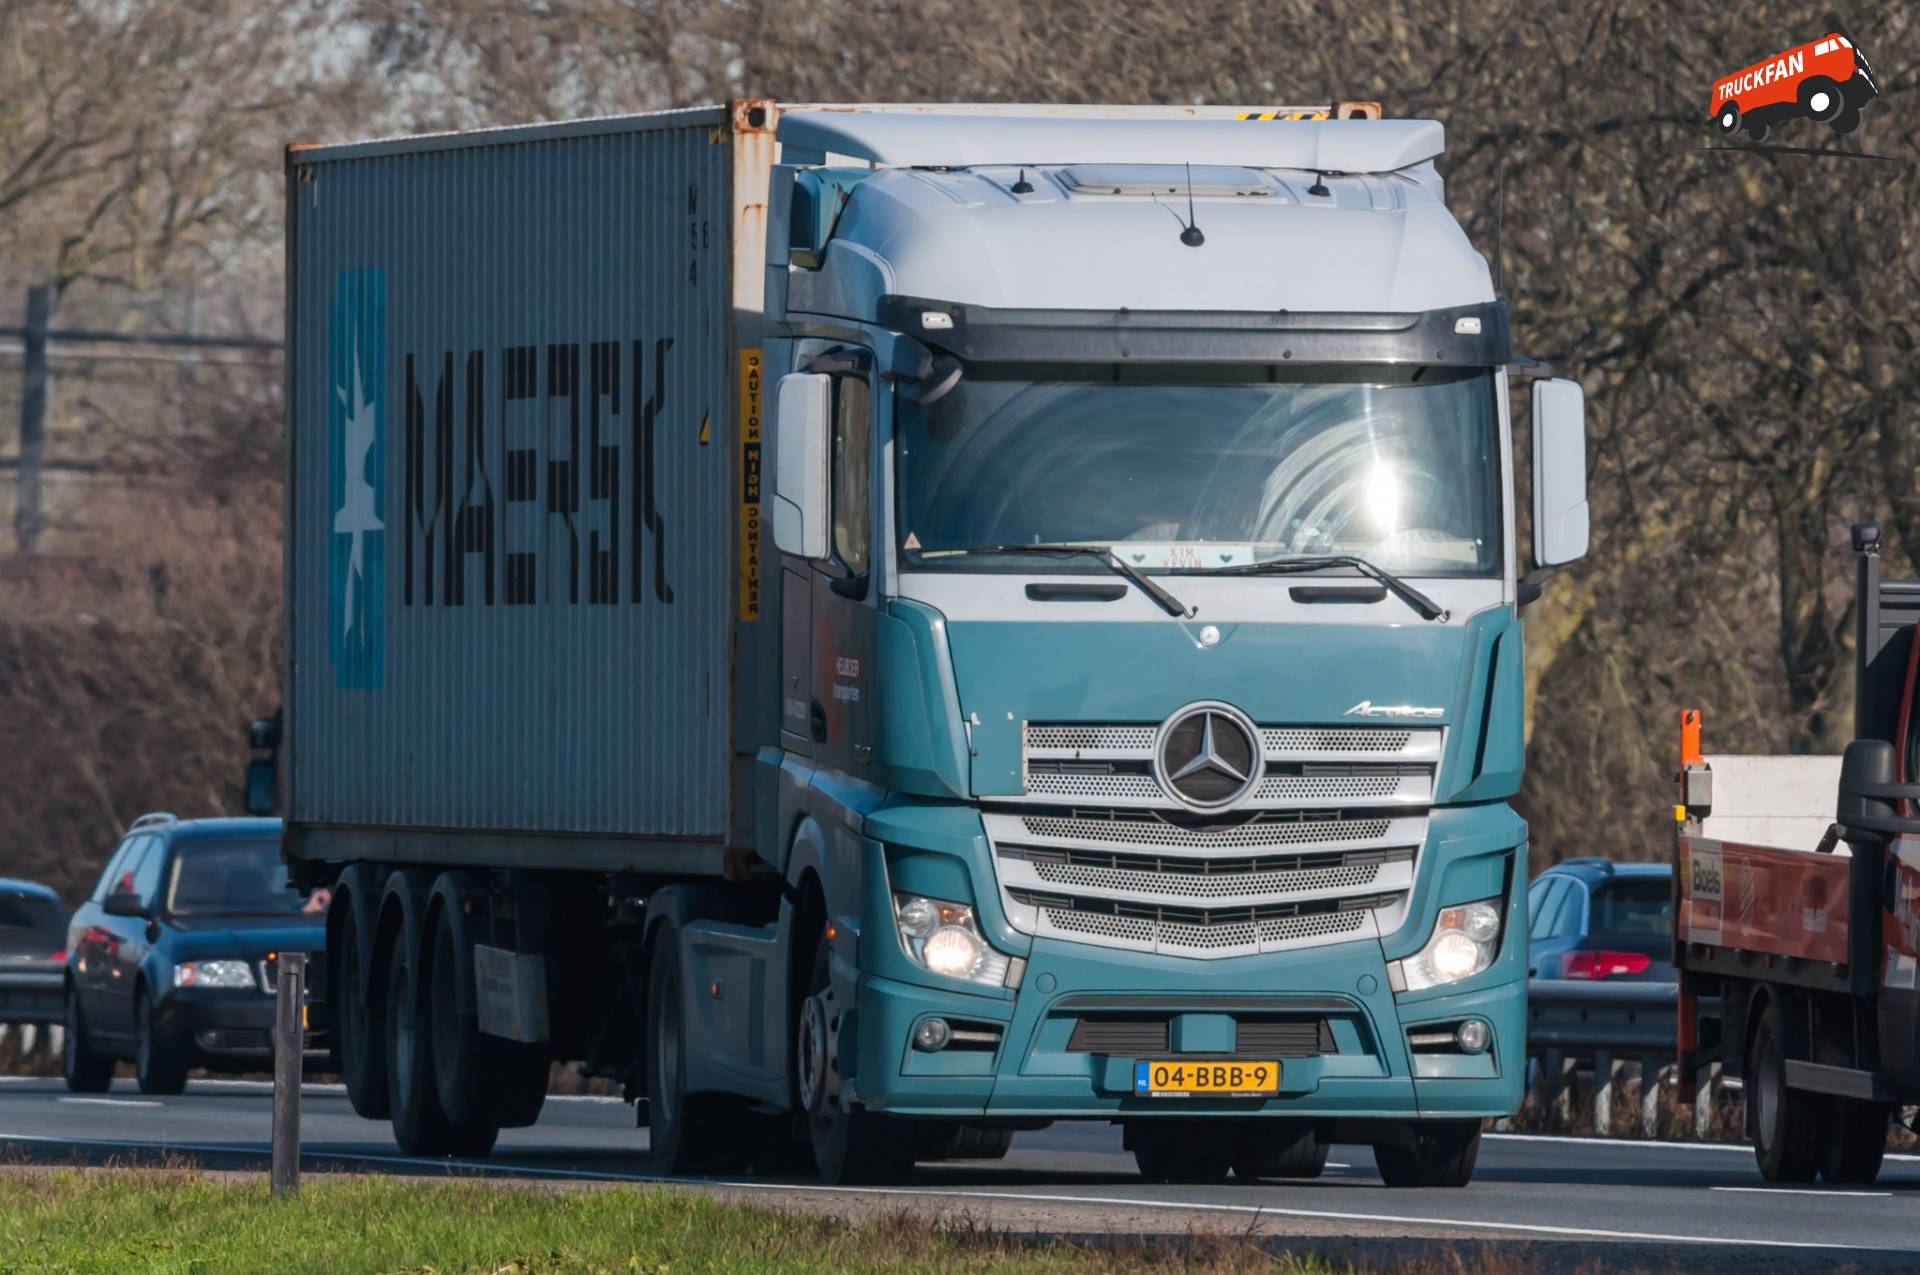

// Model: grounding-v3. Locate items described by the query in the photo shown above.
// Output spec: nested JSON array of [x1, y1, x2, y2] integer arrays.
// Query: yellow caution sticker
[[738, 349, 763, 621]]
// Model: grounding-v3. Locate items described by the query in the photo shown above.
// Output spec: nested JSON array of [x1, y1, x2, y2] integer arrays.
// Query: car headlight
[[892, 893, 1009, 987], [1392, 898, 1504, 992], [175, 959, 256, 990]]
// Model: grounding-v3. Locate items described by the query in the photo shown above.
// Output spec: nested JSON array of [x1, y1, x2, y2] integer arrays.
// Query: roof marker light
[[1454, 316, 1483, 335], [921, 312, 954, 331]]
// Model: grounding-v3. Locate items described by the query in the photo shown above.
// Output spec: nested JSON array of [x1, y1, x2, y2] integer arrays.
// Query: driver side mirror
[[1531, 378, 1590, 568], [772, 372, 830, 559], [103, 892, 146, 919]]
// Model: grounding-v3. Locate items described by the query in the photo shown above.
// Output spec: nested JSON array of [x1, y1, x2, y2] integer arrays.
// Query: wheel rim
[[797, 994, 828, 1114]]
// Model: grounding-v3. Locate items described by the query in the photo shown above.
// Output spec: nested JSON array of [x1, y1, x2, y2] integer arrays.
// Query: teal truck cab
[[277, 101, 1587, 1189]]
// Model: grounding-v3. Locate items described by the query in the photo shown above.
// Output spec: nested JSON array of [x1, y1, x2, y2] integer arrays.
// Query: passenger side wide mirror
[[1531, 378, 1590, 569], [245, 757, 277, 817], [772, 372, 830, 559], [1838, 738, 1898, 850]]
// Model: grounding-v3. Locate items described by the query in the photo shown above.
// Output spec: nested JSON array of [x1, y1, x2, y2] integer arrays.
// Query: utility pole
[[15, 286, 51, 553]]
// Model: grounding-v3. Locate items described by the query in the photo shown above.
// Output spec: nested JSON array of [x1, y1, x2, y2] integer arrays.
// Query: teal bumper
[[845, 934, 1524, 1120]]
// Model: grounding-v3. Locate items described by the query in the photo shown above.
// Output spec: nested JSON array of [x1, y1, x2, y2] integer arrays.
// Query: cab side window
[[830, 375, 871, 574]]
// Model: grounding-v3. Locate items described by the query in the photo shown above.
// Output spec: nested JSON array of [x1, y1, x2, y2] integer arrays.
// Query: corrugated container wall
[[286, 110, 741, 849]]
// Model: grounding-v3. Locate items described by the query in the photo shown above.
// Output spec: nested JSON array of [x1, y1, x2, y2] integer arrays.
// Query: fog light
[[914, 1018, 952, 1052], [1455, 1019, 1490, 1054]]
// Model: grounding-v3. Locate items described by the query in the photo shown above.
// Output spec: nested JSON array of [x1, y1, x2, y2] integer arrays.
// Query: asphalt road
[[0, 1075, 1912, 1272]]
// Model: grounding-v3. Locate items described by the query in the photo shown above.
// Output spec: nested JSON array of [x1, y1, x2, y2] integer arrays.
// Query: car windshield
[[0, 892, 64, 954], [165, 838, 301, 916], [896, 366, 1501, 576], [1590, 878, 1671, 940]]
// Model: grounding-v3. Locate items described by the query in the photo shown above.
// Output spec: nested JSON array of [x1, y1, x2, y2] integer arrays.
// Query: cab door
[[806, 356, 879, 782]]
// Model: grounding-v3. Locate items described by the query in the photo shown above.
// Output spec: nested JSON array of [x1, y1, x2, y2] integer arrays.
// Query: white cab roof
[[778, 112, 1444, 174]]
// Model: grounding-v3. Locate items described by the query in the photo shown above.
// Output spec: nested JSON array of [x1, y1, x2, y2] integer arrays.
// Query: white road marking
[[1487, 1131, 1920, 1164], [57, 1097, 159, 1108], [1711, 1186, 1891, 1198], [0, 1129, 1910, 1253]]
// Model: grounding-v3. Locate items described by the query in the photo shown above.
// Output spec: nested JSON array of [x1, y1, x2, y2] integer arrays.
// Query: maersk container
[[283, 104, 777, 872]]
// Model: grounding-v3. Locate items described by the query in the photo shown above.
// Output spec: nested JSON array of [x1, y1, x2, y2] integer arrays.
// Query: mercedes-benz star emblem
[[1153, 702, 1262, 810]]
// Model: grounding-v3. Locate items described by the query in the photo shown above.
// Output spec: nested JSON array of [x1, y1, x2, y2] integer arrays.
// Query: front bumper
[[158, 987, 331, 1066], [843, 936, 1524, 1120]]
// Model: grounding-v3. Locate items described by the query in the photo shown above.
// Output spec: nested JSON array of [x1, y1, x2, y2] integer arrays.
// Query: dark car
[[0, 879, 69, 1027], [1527, 857, 1674, 982], [63, 814, 326, 1094]]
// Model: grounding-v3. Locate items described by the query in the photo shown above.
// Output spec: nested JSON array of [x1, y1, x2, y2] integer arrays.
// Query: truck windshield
[[896, 367, 1501, 576]]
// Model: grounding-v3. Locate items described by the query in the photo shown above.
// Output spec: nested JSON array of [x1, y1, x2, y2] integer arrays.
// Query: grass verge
[[0, 1167, 1546, 1275]]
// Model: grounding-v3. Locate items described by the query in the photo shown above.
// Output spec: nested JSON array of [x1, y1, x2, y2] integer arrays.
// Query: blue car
[[0, 879, 68, 1026], [63, 814, 326, 1093], [1527, 857, 1675, 982]]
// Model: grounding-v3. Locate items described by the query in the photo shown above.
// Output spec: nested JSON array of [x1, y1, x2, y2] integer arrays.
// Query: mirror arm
[[1517, 566, 1556, 607]]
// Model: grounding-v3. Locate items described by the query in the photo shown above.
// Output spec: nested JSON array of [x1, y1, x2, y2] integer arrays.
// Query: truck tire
[[1128, 1120, 1233, 1183], [799, 934, 912, 1185], [1798, 76, 1844, 122], [1749, 998, 1822, 1183], [62, 989, 114, 1093], [133, 986, 188, 1096], [919, 1122, 1015, 1161], [1231, 1119, 1327, 1180], [644, 928, 750, 1175], [383, 920, 497, 1158], [1374, 1120, 1480, 1187], [335, 901, 389, 1120], [426, 875, 545, 1129], [1822, 1098, 1891, 1184]]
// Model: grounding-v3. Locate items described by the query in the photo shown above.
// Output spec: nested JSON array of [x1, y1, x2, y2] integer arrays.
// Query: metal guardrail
[[1522, 979, 1735, 1137]]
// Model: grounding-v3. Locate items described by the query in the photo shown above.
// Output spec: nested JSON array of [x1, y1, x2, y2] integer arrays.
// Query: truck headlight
[[175, 959, 256, 989], [893, 893, 1009, 987], [1392, 899, 1503, 992]]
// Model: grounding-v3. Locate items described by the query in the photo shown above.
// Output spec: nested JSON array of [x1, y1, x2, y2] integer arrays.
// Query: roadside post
[[271, 951, 305, 1197]]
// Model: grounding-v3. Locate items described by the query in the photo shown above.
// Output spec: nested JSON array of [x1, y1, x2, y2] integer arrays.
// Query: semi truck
[[1675, 523, 1920, 1183], [269, 99, 1591, 1186]]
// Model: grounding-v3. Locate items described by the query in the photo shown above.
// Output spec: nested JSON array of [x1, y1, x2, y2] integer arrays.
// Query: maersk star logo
[[327, 268, 386, 689], [334, 335, 383, 644]]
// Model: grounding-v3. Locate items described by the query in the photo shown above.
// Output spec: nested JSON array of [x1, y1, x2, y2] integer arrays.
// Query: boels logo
[[1709, 29, 1879, 142]]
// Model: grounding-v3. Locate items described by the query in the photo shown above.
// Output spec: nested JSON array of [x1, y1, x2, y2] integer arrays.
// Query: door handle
[[809, 700, 828, 744]]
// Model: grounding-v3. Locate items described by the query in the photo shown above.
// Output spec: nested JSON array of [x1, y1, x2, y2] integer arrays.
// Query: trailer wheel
[[425, 875, 544, 1131], [1231, 1119, 1327, 1180], [1374, 1120, 1481, 1188], [384, 918, 496, 1158], [1749, 999, 1822, 1182], [1799, 77, 1844, 122], [335, 903, 389, 1120], [1714, 103, 1741, 136], [1822, 1098, 1891, 1184], [1127, 1120, 1233, 1183], [799, 934, 913, 1185], [644, 927, 750, 1175]]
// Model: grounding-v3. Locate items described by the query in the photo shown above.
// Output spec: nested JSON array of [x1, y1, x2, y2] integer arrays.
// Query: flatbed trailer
[[1674, 523, 1920, 1182]]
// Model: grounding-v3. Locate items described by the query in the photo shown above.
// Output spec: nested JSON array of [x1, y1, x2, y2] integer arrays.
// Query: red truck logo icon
[[1710, 31, 1879, 141]]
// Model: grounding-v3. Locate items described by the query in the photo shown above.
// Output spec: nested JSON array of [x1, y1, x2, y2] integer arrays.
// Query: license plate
[[1133, 1059, 1279, 1097]]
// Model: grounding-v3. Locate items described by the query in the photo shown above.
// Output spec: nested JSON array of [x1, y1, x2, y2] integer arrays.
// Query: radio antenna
[[1492, 138, 1507, 297], [1180, 163, 1206, 247]]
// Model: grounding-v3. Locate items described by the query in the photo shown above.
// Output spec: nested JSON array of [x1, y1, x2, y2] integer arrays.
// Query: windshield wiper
[[925, 544, 1195, 618], [1193, 555, 1450, 622]]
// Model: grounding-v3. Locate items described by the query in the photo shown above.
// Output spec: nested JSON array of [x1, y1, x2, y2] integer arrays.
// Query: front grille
[[1235, 1018, 1330, 1056], [1067, 1017, 1169, 1053], [990, 717, 1436, 959]]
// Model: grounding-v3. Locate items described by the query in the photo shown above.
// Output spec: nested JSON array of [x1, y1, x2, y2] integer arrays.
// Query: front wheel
[[1374, 1120, 1481, 1188], [62, 990, 113, 1093], [133, 987, 188, 1095], [1232, 1119, 1327, 1180], [799, 933, 912, 1185], [1749, 998, 1822, 1183], [644, 927, 749, 1175], [1128, 1120, 1234, 1183]]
